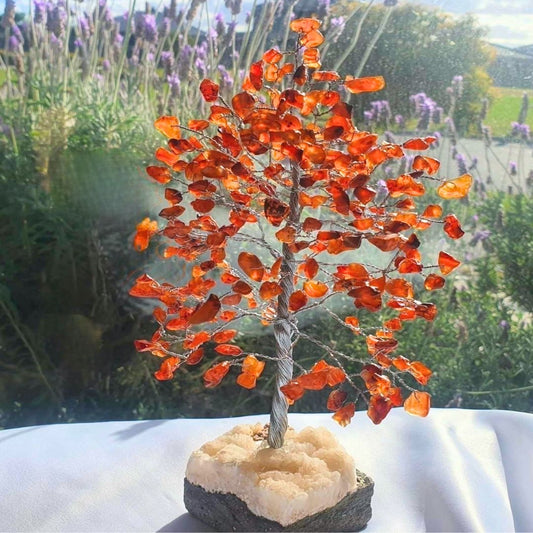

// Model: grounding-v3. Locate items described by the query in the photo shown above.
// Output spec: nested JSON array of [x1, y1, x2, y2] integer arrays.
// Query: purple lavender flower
[[143, 14, 157, 43], [217, 65, 234, 90], [11, 24, 22, 41], [8, 35, 20, 52], [432, 106, 443, 124], [509, 161, 517, 176], [469, 230, 491, 246], [329, 17, 346, 43], [102, 59, 111, 71], [49, 32, 63, 50], [451, 75, 464, 99], [224, 0, 242, 16], [134, 12, 144, 39], [384, 131, 396, 144], [167, 0, 177, 19], [227, 20, 237, 35], [383, 165, 395, 178], [167, 73, 180, 98], [220, 20, 237, 47], [195, 57, 207, 78], [511, 121, 530, 140], [146, 52, 155, 63], [499, 320, 510, 330], [34, 0, 47, 24], [394, 114, 405, 129], [410, 92, 440, 131], [3, 0, 15, 27], [101, 4, 113, 27], [161, 50, 174, 75], [215, 12, 225, 37], [455, 153, 467, 175], [398, 154, 414, 174], [47, 2, 67, 38], [177, 44, 192, 77], [195, 41, 208, 60], [363, 100, 391, 129], [376, 179, 389, 202], [73, 38, 83, 48], [450, 145, 457, 159], [79, 15, 91, 40], [159, 17, 171, 39], [445, 116, 458, 146], [208, 26, 218, 42]]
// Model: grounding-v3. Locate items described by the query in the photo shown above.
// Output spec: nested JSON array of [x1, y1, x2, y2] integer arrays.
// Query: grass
[[486, 86, 533, 138]]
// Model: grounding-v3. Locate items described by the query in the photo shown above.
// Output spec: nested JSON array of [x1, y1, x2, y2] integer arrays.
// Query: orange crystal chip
[[203, 361, 230, 388], [290, 18, 321, 33], [438, 251, 461, 275], [404, 391, 431, 417], [332, 402, 355, 427], [215, 344, 243, 356], [437, 174, 472, 199], [345, 76, 385, 94], [327, 389, 348, 411], [154, 116, 180, 138], [303, 280, 328, 298]]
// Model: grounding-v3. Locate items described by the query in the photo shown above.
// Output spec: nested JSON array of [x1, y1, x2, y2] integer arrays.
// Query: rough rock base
[[183, 470, 374, 532]]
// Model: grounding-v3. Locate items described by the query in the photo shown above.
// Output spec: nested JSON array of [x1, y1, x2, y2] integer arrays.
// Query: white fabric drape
[[0, 408, 532, 532]]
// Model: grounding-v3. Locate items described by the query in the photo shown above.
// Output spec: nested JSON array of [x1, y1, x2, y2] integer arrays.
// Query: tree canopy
[[327, 2, 493, 132]]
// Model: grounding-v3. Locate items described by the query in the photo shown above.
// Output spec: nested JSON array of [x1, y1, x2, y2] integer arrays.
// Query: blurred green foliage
[[477, 193, 533, 313]]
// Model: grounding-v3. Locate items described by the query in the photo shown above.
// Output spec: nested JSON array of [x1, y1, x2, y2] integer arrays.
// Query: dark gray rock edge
[[183, 470, 374, 532]]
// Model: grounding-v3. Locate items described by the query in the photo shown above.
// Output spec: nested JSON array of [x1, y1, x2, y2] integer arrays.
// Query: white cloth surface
[[0, 408, 532, 532]]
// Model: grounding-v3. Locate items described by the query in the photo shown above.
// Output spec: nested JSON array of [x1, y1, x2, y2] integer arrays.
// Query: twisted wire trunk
[[268, 164, 300, 449]]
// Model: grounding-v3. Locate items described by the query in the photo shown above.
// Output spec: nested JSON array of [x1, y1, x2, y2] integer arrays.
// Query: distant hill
[[487, 43, 533, 89], [515, 44, 533, 57]]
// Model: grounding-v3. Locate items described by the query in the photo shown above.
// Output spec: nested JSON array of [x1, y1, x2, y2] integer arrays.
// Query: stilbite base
[[183, 471, 374, 532]]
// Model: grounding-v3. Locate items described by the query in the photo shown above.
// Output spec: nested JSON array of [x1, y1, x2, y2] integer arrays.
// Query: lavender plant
[[1, 0, 349, 158]]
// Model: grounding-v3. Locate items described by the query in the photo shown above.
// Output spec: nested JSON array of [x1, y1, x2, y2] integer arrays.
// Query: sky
[[417, 0, 533, 48], [11, 0, 533, 49]]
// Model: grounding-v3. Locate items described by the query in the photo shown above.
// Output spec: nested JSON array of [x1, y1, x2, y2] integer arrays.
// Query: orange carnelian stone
[[327, 389, 348, 411], [404, 391, 431, 417], [333, 402, 355, 427]]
